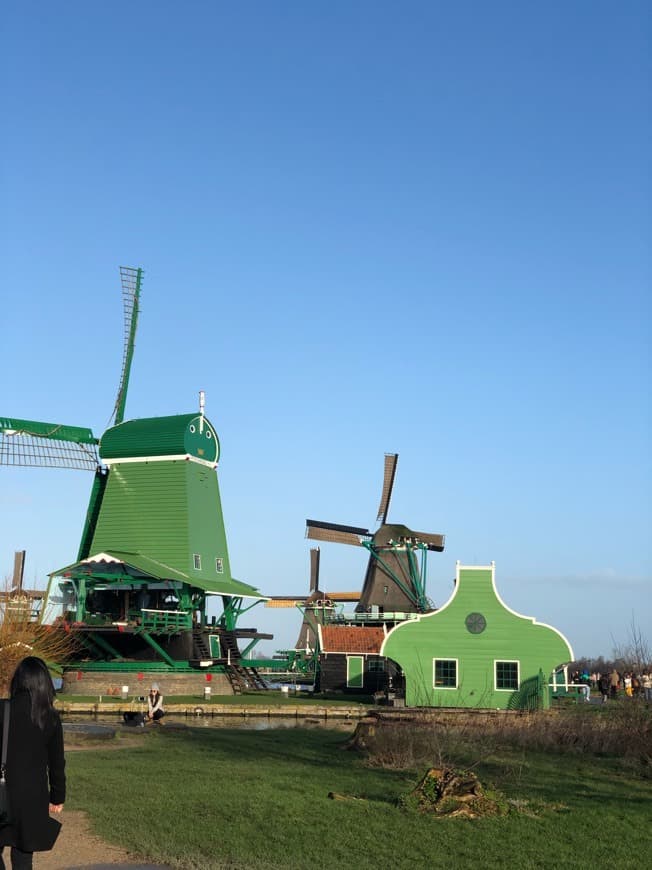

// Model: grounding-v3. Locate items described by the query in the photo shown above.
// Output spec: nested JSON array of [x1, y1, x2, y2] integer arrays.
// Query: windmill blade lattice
[[376, 453, 398, 524], [306, 520, 370, 547], [111, 266, 144, 426], [0, 418, 99, 470]]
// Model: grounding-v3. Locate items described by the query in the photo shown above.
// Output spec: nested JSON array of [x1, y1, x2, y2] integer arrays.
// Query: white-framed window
[[433, 658, 458, 689], [495, 660, 519, 691], [215, 558, 224, 574], [193, 554, 201, 571]]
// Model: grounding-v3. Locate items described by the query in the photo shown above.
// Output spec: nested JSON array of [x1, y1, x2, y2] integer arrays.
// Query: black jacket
[[0, 691, 65, 852]]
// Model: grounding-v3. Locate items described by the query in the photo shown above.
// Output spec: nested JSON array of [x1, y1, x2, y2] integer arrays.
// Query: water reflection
[[62, 713, 357, 733]]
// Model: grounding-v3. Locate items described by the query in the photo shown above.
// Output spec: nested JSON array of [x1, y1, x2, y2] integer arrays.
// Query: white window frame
[[494, 659, 520, 691], [193, 554, 201, 571], [433, 658, 458, 689], [215, 557, 224, 574]]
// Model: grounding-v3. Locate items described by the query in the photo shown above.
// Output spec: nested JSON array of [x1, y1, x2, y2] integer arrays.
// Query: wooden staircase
[[222, 630, 268, 693], [192, 628, 212, 660]]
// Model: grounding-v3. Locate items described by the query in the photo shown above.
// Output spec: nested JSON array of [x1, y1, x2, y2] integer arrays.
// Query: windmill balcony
[[140, 608, 192, 632], [327, 610, 421, 625]]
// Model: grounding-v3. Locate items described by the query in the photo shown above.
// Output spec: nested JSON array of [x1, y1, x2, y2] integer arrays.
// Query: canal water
[[62, 713, 357, 732]]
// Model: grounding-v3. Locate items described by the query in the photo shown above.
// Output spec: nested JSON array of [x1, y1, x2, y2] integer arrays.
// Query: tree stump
[[406, 767, 506, 818]]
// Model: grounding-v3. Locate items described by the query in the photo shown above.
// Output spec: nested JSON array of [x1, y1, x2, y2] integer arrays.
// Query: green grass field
[[66, 708, 651, 870]]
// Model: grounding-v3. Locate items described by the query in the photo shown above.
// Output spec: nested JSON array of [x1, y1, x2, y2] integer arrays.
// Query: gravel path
[[32, 811, 170, 869]]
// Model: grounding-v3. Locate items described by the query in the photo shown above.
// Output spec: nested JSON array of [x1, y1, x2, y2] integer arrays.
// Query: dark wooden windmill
[[306, 454, 445, 616], [265, 547, 358, 653]]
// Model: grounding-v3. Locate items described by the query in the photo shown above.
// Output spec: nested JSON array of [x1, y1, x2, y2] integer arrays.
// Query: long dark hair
[[10, 656, 56, 730]]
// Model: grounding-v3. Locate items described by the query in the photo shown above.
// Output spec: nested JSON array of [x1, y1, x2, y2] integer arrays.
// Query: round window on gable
[[206, 430, 212, 439], [465, 612, 487, 634], [189, 424, 196, 433]]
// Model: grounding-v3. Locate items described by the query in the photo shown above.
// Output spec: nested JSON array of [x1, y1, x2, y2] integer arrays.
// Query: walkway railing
[[140, 608, 192, 631], [327, 611, 420, 624]]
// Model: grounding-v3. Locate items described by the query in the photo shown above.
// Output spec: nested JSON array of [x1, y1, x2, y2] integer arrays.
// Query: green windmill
[[0, 268, 269, 690]]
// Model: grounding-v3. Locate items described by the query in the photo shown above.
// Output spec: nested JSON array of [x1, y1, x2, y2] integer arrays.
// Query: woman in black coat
[[0, 657, 65, 870]]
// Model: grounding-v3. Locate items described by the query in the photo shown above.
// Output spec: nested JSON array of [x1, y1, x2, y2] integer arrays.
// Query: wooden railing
[[140, 608, 192, 631]]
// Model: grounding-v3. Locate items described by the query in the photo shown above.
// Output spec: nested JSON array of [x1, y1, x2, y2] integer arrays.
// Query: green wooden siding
[[382, 565, 572, 709], [88, 460, 231, 588]]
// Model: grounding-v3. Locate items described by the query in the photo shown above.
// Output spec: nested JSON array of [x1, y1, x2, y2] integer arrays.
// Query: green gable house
[[381, 562, 573, 710]]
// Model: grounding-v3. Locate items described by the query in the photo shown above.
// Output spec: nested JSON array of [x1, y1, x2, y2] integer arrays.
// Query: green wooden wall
[[381, 564, 573, 709], [88, 459, 232, 586]]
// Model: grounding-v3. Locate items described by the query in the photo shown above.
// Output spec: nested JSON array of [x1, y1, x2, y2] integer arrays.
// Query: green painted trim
[[63, 661, 230, 673], [76, 634, 109, 659], [240, 639, 259, 658], [77, 469, 108, 561], [139, 630, 180, 667], [0, 417, 97, 444], [85, 632, 123, 659]]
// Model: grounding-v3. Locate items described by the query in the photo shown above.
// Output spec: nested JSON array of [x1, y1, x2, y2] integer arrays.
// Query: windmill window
[[190, 424, 196, 433], [206, 430, 212, 439], [193, 554, 201, 571], [383, 585, 389, 595], [495, 660, 519, 691], [368, 659, 385, 673], [433, 659, 458, 689], [215, 558, 224, 574]]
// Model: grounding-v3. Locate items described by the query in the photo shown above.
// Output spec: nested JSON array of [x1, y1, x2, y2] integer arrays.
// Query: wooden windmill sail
[[306, 454, 445, 615], [265, 548, 358, 652], [0, 268, 266, 672]]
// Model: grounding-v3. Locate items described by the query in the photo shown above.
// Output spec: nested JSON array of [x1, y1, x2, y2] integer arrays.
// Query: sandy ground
[[31, 810, 167, 869], [25, 736, 170, 870]]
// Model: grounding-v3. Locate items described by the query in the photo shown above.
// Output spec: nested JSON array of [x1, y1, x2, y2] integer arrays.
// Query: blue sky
[[1, 2, 649, 659]]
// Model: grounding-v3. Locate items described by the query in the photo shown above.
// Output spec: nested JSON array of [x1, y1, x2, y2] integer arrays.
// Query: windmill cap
[[100, 413, 219, 464]]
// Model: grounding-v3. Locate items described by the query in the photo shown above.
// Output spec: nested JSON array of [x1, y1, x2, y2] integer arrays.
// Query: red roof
[[320, 626, 385, 654]]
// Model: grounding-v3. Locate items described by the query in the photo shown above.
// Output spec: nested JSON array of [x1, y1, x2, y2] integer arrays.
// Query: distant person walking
[[624, 673, 633, 697], [580, 672, 591, 702], [609, 669, 620, 700], [642, 672, 652, 702], [598, 673, 610, 703], [0, 656, 65, 870]]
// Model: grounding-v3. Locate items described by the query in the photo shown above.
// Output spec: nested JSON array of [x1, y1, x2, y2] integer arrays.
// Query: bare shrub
[[354, 706, 652, 774], [612, 616, 651, 672], [0, 587, 77, 694]]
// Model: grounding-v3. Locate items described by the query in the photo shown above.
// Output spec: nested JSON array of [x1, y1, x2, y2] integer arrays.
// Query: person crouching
[[146, 683, 164, 724]]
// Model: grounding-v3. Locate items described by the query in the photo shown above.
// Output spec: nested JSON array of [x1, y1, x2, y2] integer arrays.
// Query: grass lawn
[[66, 721, 651, 870]]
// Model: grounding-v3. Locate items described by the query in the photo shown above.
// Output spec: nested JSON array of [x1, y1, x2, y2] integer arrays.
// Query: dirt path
[[28, 737, 170, 869], [32, 810, 167, 869]]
